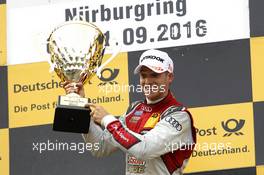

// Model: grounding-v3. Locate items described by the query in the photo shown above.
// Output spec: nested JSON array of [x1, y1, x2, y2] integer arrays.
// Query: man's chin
[[144, 93, 159, 101]]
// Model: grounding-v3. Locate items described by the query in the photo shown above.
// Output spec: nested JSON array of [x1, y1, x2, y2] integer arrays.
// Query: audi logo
[[165, 116, 182, 131], [141, 106, 152, 112]]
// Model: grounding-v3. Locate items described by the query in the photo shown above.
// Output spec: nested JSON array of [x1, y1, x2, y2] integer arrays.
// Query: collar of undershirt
[[146, 96, 165, 104]]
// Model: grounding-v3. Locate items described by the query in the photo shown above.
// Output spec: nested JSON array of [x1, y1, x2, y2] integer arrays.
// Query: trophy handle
[[95, 38, 121, 78]]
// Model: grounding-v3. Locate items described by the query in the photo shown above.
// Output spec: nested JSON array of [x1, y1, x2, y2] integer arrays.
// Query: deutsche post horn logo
[[98, 68, 119, 86], [221, 118, 245, 137]]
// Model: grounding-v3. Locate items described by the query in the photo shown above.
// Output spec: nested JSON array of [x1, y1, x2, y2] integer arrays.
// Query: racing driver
[[64, 49, 196, 175]]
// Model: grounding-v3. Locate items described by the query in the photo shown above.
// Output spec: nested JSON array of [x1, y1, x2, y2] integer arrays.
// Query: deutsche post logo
[[98, 68, 119, 86], [221, 118, 245, 137]]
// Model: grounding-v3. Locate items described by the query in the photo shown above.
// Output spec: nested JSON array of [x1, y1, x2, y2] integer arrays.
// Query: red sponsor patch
[[107, 121, 141, 149]]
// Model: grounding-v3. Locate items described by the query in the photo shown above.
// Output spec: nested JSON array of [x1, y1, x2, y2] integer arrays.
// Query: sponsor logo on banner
[[196, 118, 245, 137], [97, 68, 119, 86], [8, 62, 64, 128], [7, 0, 249, 64], [84, 52, 129, 109], [13, 79, 63, 94], [8, 53, 129, 128], [88, 67, 121, 103], [184, 103, 255, 173], [196, 127, 217, 137], [221, 119, 245, 137]]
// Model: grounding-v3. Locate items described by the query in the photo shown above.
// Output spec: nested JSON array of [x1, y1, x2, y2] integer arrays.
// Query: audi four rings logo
[[221, 118, 245, 137], [165, 116, 182, 131], [141, 106, 152, 112]]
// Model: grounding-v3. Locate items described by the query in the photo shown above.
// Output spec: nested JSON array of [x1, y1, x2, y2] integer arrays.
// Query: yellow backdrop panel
[[185, 102, 255, 173], [0, 129, 9, 175], [250, 37, 264, 102], [257, 165, 264, 175], [8, 52, 129, 128]]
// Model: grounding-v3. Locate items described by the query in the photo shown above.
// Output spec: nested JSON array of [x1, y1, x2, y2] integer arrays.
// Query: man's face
[[139, 66, 173, 101]]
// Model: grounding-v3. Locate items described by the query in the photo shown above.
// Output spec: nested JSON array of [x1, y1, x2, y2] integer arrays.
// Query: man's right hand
[[62, 81, 85, 97]]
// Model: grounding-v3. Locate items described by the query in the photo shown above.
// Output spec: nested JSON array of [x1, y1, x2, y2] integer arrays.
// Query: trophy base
[[53, 105, 91, 133]]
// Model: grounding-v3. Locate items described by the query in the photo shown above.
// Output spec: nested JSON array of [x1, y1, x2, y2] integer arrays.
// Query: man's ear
[[168, 73, 174, 83]]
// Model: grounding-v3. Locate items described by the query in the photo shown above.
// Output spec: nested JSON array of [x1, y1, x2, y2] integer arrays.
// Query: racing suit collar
[[146, 96, 165, 104]]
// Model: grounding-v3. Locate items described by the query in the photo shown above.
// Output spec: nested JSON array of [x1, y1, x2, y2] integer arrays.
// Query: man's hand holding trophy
[[47, 20, 117, 133]]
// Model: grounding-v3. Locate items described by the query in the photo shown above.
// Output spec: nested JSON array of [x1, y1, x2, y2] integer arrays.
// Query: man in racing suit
[[64, 49, 196, 175]]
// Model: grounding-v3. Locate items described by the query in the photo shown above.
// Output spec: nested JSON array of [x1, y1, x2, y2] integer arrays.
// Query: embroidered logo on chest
[[129, 110, 143, 123], [143, 112, 160, 129], [129, 116, 141, 123], [141, 105, 152, 112]]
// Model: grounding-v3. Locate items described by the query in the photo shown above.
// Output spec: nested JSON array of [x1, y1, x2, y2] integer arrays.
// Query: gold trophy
[[47, 21, 115, 133]]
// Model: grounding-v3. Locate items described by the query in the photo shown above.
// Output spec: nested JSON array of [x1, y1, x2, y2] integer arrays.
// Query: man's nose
[[144, 77, 153, 85]]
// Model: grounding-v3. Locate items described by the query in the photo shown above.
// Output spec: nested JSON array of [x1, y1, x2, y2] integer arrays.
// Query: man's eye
[[151, 73, 159, 77], [140, 74, 146, 78]]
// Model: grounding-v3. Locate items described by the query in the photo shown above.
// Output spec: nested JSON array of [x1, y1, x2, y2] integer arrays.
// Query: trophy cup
[[47, 21, 115, 133]]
